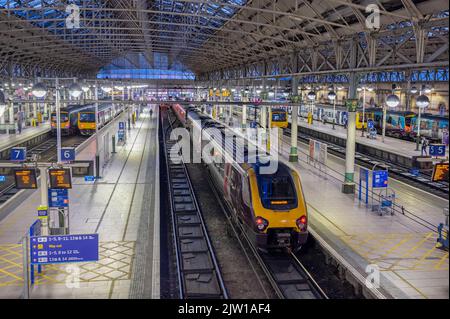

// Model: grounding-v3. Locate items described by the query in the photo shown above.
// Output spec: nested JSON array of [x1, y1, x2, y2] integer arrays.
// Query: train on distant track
[[51, 103, 125, 136], [171, 103, 309, 252], [289, 104, 449, 142]]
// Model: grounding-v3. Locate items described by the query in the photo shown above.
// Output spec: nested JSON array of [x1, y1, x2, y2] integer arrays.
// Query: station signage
[[60, 147, 76, 162], [372, 170, 388, 188], [432, 163, 449, 182], [30, 234, 99, 265], [48, 189, 69, 208], [429, 144, 446, 157], [10, 147, 27, 162], [48, 168, 72, 189], [14, 168, 37, 189]]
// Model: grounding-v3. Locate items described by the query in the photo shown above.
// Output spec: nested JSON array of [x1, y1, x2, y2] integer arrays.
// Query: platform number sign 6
[[10, 147, 27, 162], [60, 147, 76, 162]]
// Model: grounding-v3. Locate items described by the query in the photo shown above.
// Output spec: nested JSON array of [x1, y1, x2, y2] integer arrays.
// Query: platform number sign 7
[[60, 147, 76, 162], [10, 147, 27, 162]]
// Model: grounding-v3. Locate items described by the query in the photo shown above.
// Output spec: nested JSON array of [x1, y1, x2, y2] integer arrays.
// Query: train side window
[[242, 175, 251, 207]]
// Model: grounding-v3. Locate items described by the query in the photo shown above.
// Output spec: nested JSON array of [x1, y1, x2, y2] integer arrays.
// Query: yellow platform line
[[0, 268, 22, 281], [392, 270, 428, 299], [307, 203, 349, 236], [0, 255, 22, 268], [387, 232, 434, 271], [434, 252, 449, 270], [377, 234, 413, 260], [411, 244, 439, 269]]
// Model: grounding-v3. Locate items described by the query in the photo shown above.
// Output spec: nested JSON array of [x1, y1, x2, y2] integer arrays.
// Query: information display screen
[[432, 163, 449, 182], [48, 168, 72, 189], [14, 169, 37, 189]]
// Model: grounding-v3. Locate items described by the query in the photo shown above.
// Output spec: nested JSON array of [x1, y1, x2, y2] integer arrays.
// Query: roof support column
[[289, 76, 299, 162], [342, 38, 359, 194]]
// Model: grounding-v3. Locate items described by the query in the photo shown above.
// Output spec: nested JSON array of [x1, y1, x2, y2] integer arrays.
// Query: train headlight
[[296, 215, 307, 232], [255, 216, 269, 232]]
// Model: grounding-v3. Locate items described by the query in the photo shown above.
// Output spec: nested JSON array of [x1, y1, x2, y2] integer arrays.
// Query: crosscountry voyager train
[[171, 104, 309, 251]]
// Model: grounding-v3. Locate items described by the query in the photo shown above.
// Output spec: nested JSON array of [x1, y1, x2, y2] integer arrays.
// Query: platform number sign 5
[[10, 147, 27, 162], [429, 144, 446, 157], [60, 147, 76, 162]]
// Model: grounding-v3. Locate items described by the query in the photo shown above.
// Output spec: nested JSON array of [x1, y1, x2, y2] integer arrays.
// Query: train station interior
[[0, 0, 448, 304]]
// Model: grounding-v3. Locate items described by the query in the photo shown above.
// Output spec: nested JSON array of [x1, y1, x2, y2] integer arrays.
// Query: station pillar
[[242, 103, 247, 128], [342, 72, 358, 194], [289, 77, 299, 162], [8, 100, 15, 134]]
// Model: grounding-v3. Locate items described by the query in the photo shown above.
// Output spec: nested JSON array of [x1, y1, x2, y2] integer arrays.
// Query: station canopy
[[0, 0, 448, 79]]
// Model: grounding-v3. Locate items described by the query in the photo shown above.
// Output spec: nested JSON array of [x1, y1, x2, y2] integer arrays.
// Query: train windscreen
[[258, 175, 297, 209], [79, 112, 96, 122], [272, 112, 286, 122], [51, 113, 69, 122]]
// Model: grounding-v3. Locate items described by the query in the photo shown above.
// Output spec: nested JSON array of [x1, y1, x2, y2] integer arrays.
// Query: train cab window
[[242, 175, 251, 208], [272, 112, 286, 121], [79, 113, 96, 122], [257, 175, 297, 210], [51, 113, 69, 122]]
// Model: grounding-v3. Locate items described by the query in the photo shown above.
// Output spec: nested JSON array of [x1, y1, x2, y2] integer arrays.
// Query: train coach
[[51, 104, 93, 136], [171, 104, 309, 252], [78, 103, 124, 136]]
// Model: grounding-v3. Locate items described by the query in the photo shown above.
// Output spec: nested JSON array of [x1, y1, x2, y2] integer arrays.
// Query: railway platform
[[0, 124, 51, 153], [0, 107, 159, 299], [229, 115, 449, 299], [292, 117, 449, 162]]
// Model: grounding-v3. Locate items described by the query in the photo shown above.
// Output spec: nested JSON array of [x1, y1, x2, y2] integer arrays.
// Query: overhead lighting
[[81, 85, 90, 93], [423, 85, 432, 94], [31, 82, 47, 98], [410, 86, 418, 94], [416, 95, 430, 109], [102, 86, 113, 93], [307, 91, 316, 101], [386, 94, 400, 108], [327, 91, 336, 101], [69, 82, 83, 98]]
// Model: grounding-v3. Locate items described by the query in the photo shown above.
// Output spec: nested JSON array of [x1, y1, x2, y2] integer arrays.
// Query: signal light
[[296, 215, 307, 231], [255, 216, 269, 232]]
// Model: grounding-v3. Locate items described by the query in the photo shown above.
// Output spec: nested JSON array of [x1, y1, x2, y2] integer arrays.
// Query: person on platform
[[421, 137, 429, 156]]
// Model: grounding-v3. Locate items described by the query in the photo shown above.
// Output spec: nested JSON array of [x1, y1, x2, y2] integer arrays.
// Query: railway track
[[0, 136, 87, 205], [161, 111, 228, 299], [202, 153, 327, 300]]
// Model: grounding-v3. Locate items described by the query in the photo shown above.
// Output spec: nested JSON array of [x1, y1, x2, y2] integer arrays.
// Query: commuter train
[[270, 108, 288, 128], [291, 104, 371, 129], [290, 104, 449, 141], [78, 103, 123, 135], [51, 104, 92, 135], [171, 104, 309, 251], [51, 103, 125, 136]]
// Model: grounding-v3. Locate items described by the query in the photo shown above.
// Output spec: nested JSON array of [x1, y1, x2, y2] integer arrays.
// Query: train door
[[230, 166, 244, 221]]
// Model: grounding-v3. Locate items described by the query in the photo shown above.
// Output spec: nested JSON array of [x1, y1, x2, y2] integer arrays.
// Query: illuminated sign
[[14, 169, 37, 189], [48, 168, 72, 189], [432, 163, 449, 182]]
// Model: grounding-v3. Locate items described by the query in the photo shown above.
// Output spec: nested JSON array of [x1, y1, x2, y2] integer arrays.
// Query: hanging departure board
[[432, 163, 449, 182], [14, 169, 38, 189], [48, 168, 72, 189]]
